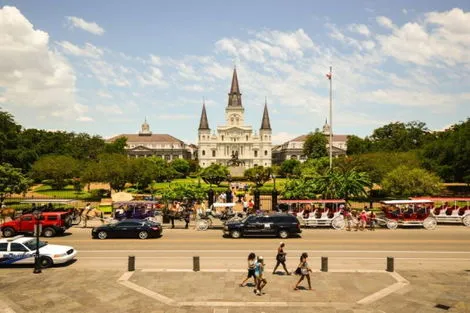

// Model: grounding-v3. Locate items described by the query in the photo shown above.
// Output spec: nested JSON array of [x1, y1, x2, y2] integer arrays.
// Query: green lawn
[[33, 185, 95, 200]]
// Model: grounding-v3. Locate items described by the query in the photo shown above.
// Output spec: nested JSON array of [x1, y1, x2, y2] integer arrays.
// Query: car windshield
[[23, 239, 48, 250]]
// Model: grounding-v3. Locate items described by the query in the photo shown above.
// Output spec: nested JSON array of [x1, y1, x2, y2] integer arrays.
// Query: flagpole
[[329, 66, 333, 169]]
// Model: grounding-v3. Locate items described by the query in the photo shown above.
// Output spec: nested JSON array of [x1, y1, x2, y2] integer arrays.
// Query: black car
[[91, 219, 162, 239], [223, 214, 301, 239]]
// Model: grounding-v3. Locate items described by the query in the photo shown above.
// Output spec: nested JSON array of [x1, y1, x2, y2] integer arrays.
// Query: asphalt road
[[42, 221, 470, 272]]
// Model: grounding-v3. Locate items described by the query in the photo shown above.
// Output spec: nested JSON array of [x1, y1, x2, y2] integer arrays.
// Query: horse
[[0, 207, 17, 223], [81, 207, 104, 228]]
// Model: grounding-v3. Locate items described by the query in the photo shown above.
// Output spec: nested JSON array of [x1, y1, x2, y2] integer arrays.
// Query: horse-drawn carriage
[[411, 197, 470, 227], [112, 201, 162, 222], [379, 199, 437, 230], [278, 199, 347, 230], [195, 203, 245, 231]]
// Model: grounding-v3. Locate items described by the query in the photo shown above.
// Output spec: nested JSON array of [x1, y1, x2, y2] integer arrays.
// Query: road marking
[[357, 271, 410, 305], [118, 268, 400, 308], [78, 256, 470, 261]]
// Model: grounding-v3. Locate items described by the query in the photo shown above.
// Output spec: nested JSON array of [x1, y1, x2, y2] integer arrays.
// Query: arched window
[[202, 150, 206, 156], [254, 151, 258, 157], [221, 135, 224, 141], [212, 150, 216, 157], [264, 150, 268, 156], [246, 135, 248, 141]]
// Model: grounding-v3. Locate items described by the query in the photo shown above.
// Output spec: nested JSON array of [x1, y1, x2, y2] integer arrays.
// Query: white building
[[197, 68, 272, 169]]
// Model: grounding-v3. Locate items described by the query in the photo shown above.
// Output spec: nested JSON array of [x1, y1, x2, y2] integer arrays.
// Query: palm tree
[[317, 168, 371, 201]]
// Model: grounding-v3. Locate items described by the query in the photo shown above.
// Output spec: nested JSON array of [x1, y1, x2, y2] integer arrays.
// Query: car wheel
[[462, 215, 470, 227], [2, 227, 15, 237], [231, 230, 241, 239], [278, 230, 289, 239], [40, 256, 53, 268], [97, 231, 108, 239], [423, 217, 437, 230], [43, 227, 56, 238], [138, 231, 149, 239]]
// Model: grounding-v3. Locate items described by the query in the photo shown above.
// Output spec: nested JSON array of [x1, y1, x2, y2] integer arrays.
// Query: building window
[[254, 151, 258, 157], [246, 135, 248, 141], [264, 150, 268, 156], [221, 135, 224, 141], [165, 155, 170, 161], [212, 150, 216, 157], [202, 150, 206, 156]]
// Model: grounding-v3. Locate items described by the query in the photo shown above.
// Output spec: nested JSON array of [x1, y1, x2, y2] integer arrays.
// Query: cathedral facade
[[197, 68, 272, 169]]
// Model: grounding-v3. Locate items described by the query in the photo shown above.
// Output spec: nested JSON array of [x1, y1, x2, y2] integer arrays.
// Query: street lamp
[[32, 210, 42, 274]]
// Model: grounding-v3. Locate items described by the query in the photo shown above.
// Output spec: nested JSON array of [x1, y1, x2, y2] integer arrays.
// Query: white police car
[[0, 235, 77, 268]]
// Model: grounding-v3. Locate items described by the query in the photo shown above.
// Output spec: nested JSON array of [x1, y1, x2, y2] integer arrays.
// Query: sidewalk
[[0, 267, 468, 313]]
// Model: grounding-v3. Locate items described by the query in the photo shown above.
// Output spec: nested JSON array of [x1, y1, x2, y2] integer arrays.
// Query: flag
[[326, 73, 332, 80]]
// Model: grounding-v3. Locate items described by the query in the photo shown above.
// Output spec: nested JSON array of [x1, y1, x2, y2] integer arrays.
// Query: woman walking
[[254, 256, 267, 295], [294, 252, 313, 290], [239, 252, 257, 287], [272, 242, 291, 275]]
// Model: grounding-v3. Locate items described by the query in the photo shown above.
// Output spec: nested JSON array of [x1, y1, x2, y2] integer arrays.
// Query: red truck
[[1, 211, 73, 237]]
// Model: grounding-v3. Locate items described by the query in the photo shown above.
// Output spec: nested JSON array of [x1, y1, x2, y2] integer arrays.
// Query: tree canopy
[[303, 131, 328, 159], [0, 163, 32, 202]]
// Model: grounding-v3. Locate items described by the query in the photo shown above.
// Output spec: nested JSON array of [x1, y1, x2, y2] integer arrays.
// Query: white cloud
[[95, 104, 123, 115], [376, 9, 470, 66], [272, 132, 298, 144], [182, 84, 205, 92], [97, 90, 112, 98], [177, 63, 202, 81], [149, 54, 161, 65], [86, 59, 131, 86], [57, 41, 103, 58], [348, 24, 371, 37], [402, 9, 408, 15], [139, 66, 168, 87], [155, 114, 196, 120], [376, 16, 395, 29], [66, 16, 105, 35], [0, 6, 88, 121]]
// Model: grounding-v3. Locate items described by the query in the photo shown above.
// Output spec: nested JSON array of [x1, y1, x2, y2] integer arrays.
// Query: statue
[[227, 150, 245, 166]]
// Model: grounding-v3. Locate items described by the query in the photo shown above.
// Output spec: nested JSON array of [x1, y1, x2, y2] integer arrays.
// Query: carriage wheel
[[331, 216, 345, 230], [463, 215, 470, 227], [72, 214, 81, 225], [386, 220, 398, 230], [423, 217, 437, 230], [196, 219, 209, 231]]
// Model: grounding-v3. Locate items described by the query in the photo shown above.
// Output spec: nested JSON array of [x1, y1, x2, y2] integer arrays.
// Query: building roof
[[291, 134, 348, 142], [107, 134, 184, 144], [198, 102, 210, 130], [227, 68, 242, 107], [260, 101, 271, 130]]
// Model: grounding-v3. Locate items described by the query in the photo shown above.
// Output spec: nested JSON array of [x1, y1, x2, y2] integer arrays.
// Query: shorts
[[247, 269, 255, 278]]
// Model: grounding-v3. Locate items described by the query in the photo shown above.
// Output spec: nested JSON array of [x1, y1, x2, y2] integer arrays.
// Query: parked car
[[0, 235, 77, 268], [1, 211, 73, 238], [223, 213, 301, 239], [92, 219, 162, 239]]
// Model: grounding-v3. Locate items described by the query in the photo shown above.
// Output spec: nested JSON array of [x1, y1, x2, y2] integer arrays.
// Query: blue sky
[[1, 0, 469, 144]]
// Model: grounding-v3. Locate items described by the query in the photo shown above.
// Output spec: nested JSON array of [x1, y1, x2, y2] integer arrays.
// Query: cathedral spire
[[227, 67, 242, 107], [198, 100, 210, 130], [260, 98, 271, 130]]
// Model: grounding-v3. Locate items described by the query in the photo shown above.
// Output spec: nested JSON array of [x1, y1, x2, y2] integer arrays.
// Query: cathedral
[[197, 68, 272, 170]]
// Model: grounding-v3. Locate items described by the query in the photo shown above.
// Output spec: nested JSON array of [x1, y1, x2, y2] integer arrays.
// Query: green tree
[[147, 157, 178, 182], [420, 119, 470, 182], [104, 137, 127, 154], [30, 155, 79, 190], [95, 153, 131, 192], [303, 131, 328, 159], [381, 166, 441, 197], [170, 158, 190, 178], [281, 178, 318, 199], [0, 163, 32, 202], [200, 164, 229, 186], [128, 158, 159, 191], [0, 111, 22, 168], [279, 159, 300, 177], [244, 166, 271, 187], [317, 168, 371, 201], [346, 135, 371, 155], [370, 121, 430, 152]]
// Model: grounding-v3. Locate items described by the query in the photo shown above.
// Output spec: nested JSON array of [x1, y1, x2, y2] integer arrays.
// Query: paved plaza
[[0, 266, 468, 313]]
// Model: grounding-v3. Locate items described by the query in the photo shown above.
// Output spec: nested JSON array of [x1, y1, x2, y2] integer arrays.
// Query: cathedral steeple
[[227, 67, 242, 107], [198, 100, 210, 130], [260, 98, 271, 130]]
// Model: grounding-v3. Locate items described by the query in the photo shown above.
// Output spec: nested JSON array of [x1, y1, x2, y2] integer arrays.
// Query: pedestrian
[[359, 210, 367, 231], [294, 252, 312, 290], [248, 199, 254, 214], [242, 197, 248, 213], [254, 256, 267, 295], [272, 242, 290, 275], [369, 210, 376, 231], [239, 252, 257, 287], [169, 201, 179, 229]]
